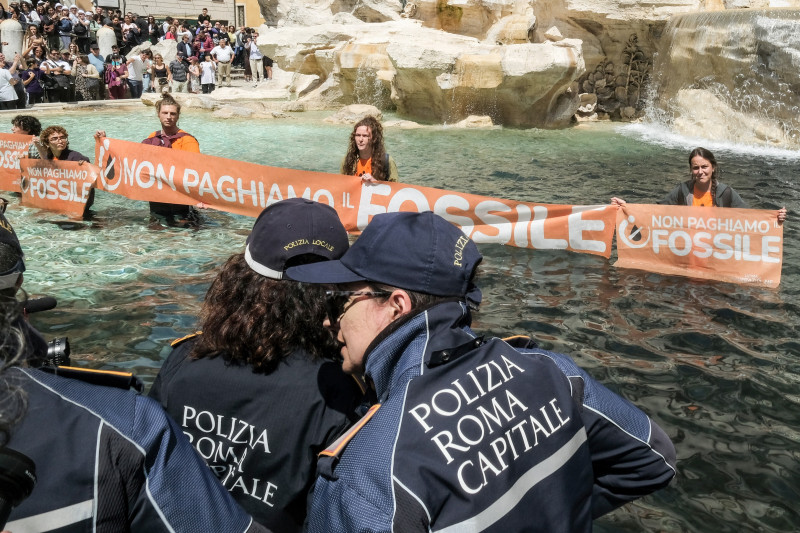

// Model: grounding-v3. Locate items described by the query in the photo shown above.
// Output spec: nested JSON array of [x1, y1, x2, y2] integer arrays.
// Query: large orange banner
[[0, 133, 36, 191], [95, 137, 617, 257], [19, 158, 99, 217], [615, 204, 783, 287]]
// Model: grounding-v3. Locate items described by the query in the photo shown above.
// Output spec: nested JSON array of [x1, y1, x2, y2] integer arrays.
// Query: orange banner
[[615, 204, 783, 287], [0, 133, 36, 191], [95, 138, 617, 257], [19, 158, 99, 217]]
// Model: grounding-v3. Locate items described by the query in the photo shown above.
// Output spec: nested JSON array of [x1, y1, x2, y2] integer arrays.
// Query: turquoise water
[[9, 108, 800, 531]]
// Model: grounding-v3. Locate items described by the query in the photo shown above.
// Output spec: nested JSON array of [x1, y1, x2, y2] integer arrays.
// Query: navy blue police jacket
[[4, 366, 265, 533], [149, 336, 363, 533], [307, 301, 677, 532]]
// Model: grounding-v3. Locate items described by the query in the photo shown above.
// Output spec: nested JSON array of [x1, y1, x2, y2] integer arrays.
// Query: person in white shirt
[[0, 54, 20, 111], [126, 52, 145, 98], [200, 54, 216, 93], [210, 37, 234, 87], [246, 32, 263, 86]]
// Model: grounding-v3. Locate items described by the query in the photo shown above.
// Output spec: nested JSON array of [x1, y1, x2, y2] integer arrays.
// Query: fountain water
[[645, 9, 800, 149]]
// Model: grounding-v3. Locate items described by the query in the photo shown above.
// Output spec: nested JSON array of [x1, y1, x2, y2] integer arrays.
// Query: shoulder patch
[[320, 403, 381, 459], [171, 331, 202, 347], [41, 365, 144, 392], [502, 335, 538, 350]]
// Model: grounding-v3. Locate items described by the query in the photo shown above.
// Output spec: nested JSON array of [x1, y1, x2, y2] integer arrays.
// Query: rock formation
[[254, 0, 800, 128]]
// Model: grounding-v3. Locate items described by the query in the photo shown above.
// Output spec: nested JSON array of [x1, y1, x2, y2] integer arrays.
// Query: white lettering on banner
[[22, 175, 92, 203], [569, 206, 607, 253], [405, 354, 576, 495], [103, 148, 337, 209], [648, 214, 781, 264], [0, 149, 24, 170], [357, 186, 606, 251]]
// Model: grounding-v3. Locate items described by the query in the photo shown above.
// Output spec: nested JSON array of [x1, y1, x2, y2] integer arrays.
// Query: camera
[[0, 447, 37, 529], [44, 337, 70, 367]]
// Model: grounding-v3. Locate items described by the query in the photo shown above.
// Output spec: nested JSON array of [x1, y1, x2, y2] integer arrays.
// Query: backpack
[[58, 18, 72, 34], [73, 23, 87, 35]]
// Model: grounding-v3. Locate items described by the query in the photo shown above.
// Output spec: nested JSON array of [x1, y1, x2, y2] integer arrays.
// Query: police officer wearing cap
[[150, 198, 364, 533], [286, 211, 677, 533]]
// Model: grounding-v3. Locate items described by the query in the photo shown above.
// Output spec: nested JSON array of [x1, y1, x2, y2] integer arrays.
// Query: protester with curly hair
[[149, 198, 363, 533], [340, 115, 398, 182]]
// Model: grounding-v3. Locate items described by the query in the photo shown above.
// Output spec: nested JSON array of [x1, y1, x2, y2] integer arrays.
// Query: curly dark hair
[[341, 116, 389, 181], [0, 296, 26, 446], [190, 253, 338, 373], [12, 115, 42, 136], [689, 147, 718, 203]]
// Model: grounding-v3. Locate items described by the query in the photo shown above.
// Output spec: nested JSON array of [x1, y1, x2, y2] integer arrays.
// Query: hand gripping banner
[[614, 204, 783, 287]]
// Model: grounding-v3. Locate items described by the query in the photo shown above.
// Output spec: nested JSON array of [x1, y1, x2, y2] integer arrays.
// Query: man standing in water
[[95, 94, 201, 225], [287, 211, 677, 533]]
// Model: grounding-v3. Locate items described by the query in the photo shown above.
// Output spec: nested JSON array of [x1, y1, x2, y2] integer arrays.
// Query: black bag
[[85, 77, 101, 91], [54, 74, 71, 89], [40, 73, 58, 90], [73, 22, 87, 36]]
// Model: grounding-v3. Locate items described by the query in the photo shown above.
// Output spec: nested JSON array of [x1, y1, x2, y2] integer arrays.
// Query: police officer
[[287, 211, 677, 533]]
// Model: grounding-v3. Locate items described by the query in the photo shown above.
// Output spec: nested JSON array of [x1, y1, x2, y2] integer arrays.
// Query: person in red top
[[95, 94, 201, 225]]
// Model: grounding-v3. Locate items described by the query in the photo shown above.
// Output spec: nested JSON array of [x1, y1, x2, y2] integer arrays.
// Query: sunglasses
[[323, 290, 390, 323]]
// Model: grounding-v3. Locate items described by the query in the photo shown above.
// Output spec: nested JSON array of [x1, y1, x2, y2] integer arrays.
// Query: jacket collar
[[364, 300, 475, 402]]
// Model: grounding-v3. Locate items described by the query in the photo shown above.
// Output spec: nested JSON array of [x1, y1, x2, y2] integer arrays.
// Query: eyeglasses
[[0, 197, 8, 214], [324, 290, 390, 323], [48, 135, 68, 142]]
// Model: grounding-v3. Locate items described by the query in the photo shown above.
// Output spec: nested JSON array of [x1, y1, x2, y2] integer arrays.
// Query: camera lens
[[45, 337, 70, 367]]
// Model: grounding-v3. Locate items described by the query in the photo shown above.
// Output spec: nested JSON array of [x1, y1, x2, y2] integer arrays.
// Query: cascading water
[[353, 63, 392, 110], [643, 9, 800, 150]]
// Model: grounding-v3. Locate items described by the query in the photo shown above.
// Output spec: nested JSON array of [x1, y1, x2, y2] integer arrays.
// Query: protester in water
[[11, 115, 42, 159], [0, 213, 271, 533], [150, 198, 363, 532], [39, 125, 89, 163], [341, 115, 398, 182], [286, 210, 676, 532], [96, 94, 200, 226], [39, 125, 94, 215], [611, 147, 787, 223]]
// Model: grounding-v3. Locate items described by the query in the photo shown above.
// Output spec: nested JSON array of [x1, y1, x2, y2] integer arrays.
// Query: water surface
[[11, 109, 800, 532]]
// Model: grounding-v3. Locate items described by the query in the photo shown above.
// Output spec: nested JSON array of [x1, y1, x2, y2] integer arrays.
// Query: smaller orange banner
[[19, 158, 99, 218], [0, 133, 36, 191], [615, 204, 783, 287]]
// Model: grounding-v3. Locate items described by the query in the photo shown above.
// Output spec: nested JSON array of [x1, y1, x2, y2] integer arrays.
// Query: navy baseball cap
[[244, 198, 349, 280], [286, 211, 482, 303]]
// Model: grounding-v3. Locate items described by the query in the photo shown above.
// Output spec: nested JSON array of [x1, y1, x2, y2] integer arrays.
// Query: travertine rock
[[324, 104, 384, 124], [258, 21, 584, 127]]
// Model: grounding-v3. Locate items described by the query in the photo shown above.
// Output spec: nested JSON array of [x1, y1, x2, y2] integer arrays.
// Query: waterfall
[[644, 9, 800, 150]]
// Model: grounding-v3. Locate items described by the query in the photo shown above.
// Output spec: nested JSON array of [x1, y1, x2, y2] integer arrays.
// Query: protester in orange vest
[[95, 94, 201, 226]]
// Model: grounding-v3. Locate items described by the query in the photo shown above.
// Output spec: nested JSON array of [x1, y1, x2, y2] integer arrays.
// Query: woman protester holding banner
[[611, 147, 787, 224], [38, 125, 94, 215], [341, 115, 398, 183]]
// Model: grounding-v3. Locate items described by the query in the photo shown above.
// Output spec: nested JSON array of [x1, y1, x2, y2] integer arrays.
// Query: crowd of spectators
[[0, 2, 272, 107]]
